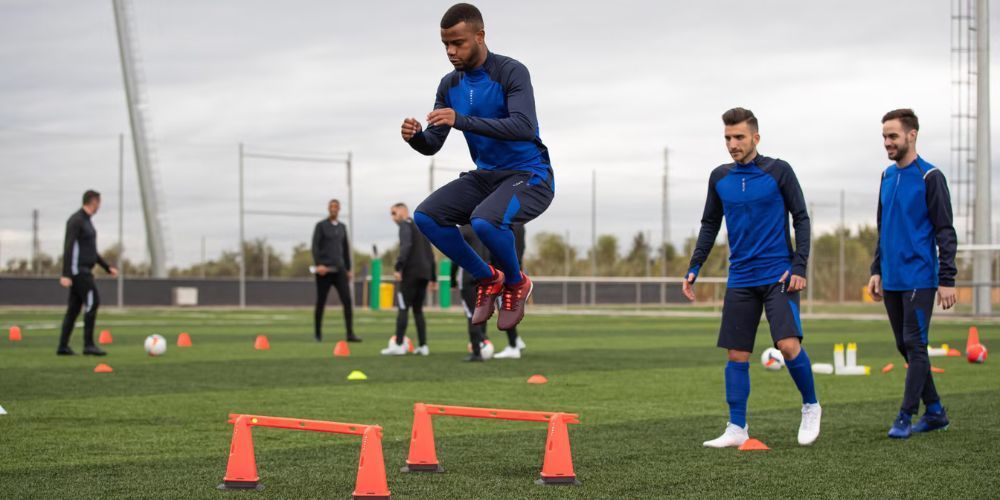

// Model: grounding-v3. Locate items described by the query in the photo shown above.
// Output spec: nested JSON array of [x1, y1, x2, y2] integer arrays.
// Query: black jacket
[[312, 219, 352, 272], [62, 209, 110, 278], [396, 218, 436, 281]]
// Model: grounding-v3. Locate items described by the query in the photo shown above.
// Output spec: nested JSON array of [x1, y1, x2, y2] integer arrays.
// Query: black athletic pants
[[884, 289, 940, 415], [396, 277, 429, 347], [59, 273, 99, 349], [315, 272, 354, 339]]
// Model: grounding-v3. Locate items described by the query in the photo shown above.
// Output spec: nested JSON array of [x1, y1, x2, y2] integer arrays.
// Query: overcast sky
[[1, 0, 998, 269]]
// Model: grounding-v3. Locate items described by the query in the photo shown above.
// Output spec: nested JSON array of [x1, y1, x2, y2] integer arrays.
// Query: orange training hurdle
[[218, 414, 390, 499], [402, 403, 581, 485]]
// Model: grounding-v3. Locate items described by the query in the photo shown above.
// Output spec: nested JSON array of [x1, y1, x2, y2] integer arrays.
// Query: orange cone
[[177, 332, 192, 347], [527, 374, 548, 384], [881, 363, 894, 373], [402, 403, 443, 472], [9, 326, 22, 341], [352, 426, 391, 499], [94, 363, 113, 373], [334, 340, 351, 357], [537, 413, 580, 485], [738, 438, 770, 451], [931, 366, 945, 374], [98, 330, 113, 344], [947, 348, 962, 357], [218, 415, 262, 490], [968, 326, 980, 351], [254, 335, 270, 350]]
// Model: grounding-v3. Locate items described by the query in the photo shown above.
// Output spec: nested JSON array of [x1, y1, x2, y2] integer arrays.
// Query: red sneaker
[[472, 266, 505, 325], [497, 273, 533, 330]]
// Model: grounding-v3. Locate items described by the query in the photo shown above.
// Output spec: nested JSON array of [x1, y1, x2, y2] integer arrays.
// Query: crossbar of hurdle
[[217, 414, 390, 499], [401, 403, 581, 485]]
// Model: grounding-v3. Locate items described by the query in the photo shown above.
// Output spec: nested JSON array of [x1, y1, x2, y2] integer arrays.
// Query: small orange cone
[[537, 413, 580, 485], [9, 326, 22, 341], [352, 426, 392, 499], [334, 340, 351, 357], [947, 348, 962, 357], [218, 415, 262, 490], [968, 326, 980, 351], [882, 363, 895, 373], [177, 332, 192, 347], [98, 330, 113, 344], [931, 366, 945, 374], [738, 438, 770, 451], [402, 403, 443, 472], [254, 335, 270, 350], [527, 374, 548, 384], [94, 363, 113, 373]]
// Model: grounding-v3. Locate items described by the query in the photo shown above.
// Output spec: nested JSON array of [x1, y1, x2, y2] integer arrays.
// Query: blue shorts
[[416, 168, 554, 229], [718, 281, 803, 352]]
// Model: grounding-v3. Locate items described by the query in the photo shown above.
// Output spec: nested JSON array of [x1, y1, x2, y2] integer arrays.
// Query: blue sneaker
[[888, 412, 912, 439], [913, 408, 949, 433]]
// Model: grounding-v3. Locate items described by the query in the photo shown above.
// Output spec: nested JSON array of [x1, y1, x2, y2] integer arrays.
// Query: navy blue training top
[[408, 52, 553, 185], [688, 154, 811, 288], [871, 156, 957, 290]]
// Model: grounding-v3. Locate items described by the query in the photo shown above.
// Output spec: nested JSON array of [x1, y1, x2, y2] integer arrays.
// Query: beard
[[887, 142, 909, 161], [458, 44, 482, 71]]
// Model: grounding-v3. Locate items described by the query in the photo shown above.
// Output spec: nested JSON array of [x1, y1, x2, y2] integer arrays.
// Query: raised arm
[[408, 78, 453, 156]]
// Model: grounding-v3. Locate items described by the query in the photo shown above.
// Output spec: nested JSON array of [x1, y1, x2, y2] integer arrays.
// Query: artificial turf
[[0, 308, 997, 499]]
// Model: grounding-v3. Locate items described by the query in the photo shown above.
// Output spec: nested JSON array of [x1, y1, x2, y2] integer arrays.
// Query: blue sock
[[926, 401, 943, 414], [470, 217, 522, 285], [413, 212, 491, 280], [725, 361, 750, 428], [785, 348, 818, 405]]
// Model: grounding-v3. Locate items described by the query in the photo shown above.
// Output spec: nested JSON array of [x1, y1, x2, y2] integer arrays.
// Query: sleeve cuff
[[453, 113, 468, 130]]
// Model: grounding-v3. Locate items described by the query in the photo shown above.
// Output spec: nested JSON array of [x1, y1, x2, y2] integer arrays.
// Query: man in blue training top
[[683, 108, 821, 448], [400, 3, 553, 331], [868, 109, 957, 439]]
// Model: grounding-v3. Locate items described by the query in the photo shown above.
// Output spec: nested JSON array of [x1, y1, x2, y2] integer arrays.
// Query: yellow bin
[[379, 283, 395, 310]]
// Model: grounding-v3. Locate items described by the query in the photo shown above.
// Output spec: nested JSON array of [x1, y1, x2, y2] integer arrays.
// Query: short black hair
[[392, 202, 408, 210], [441, 3, 484, 31], [722, 107, 758, 131], [328, 199, 340, 205], [882, 108, 919, 132], [82, 190, 101, 205]]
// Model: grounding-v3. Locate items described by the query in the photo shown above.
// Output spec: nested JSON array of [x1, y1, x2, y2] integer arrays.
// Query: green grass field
[[1, 308, 997, 499]]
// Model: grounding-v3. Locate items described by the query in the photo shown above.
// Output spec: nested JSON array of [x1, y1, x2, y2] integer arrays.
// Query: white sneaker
[[703, 422, 749, 448], [798, 403, 822, 446], [380, 342, 407, 356], [414, 345, 430, 356], [515, 337, 527, 350], [493, 346, 521, 359]]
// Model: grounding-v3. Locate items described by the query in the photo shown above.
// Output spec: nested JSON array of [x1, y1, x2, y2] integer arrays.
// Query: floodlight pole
[[238, 142, 246, 309], [117, 133, 125, 308], [346, 151, 355, 242], [974, 0, 993, 315]]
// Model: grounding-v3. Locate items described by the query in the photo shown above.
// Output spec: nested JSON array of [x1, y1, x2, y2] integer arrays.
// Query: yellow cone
[[347, 370, 368, 381]]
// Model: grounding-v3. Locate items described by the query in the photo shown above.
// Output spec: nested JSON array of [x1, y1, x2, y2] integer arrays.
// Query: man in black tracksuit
[[383, 203, 436, 356], [58, 190, 117, 356], [453, 223, 526, 361], [312, 199, 360, 343]]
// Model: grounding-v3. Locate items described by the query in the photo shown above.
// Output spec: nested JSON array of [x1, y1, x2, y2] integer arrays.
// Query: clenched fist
[[401, 117, 423, 142]]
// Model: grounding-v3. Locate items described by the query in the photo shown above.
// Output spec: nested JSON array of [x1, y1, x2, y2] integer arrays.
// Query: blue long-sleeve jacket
[[688, 155, 811, 288], [871, 156, 957, 290], [408, 52, 553, 184]]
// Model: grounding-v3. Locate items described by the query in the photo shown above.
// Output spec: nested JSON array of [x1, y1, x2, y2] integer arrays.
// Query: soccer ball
[[968, 344, 988, 364], [144, 334, 167, 357], [387, 335, 414, 353], [467, 339, 495, 360], [761, 347, 784, 371]]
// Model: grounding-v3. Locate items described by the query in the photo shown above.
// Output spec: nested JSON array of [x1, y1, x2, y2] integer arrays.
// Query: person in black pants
[[58, 190, 117, 356], [312, 199, 360, 343], [382, 203, 436, 356]]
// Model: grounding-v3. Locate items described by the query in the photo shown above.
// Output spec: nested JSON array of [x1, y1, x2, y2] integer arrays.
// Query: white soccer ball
[[387, 335, 413, 352], [467, 339, 495, 360], [144, 334, 167, 357], [761, 347, 784, 371]]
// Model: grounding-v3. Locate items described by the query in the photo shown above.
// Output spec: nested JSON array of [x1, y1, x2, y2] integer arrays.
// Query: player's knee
[[413, 211, 438, 234], [903, 338, 926, 354], [470, 217, 497, 238], [776, 337, 801, 360], [727, 350, 751, 362]]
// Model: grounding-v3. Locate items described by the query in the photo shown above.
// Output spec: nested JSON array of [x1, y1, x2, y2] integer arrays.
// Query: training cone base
[[334, 341, 351, 357], [347, 370, 368, 381], [527, 374, 548, 384], [738, 438, 770, 451], [536, 477, 581, 486], [177, 333, 192, 347], [400, 464, 445, 473], [217, 482, 265, 491], [93, 363, 113, 373]]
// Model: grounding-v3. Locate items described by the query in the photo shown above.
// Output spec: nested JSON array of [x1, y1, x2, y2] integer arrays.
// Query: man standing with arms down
[[400, 3, 554, 332], [683, 108, 821, 448], [868, 109, 957, 438], [312, 199, 360, 343], [58, 190, 117, 356], [383, 203, 436, 356]]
